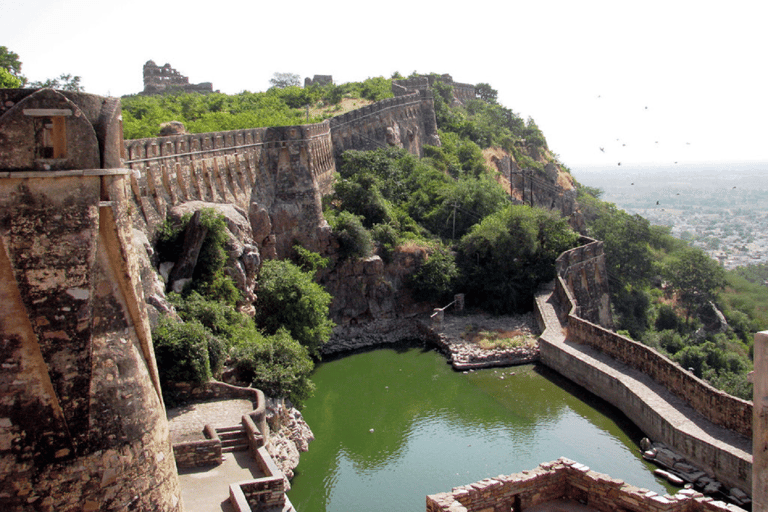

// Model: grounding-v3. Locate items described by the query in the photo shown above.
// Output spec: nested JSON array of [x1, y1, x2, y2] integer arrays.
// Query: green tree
[[269, 72, 301, 89], [0, 68, 21, 88], [233, 328, 315, 408], [254, 259, 335, 357], [458, 205, 578, 314], [408, 244, 458, 303], [664, 248, 726, 324], [152, 317, 215, 387], [0, 46, 23, 78], [28, 73, 83, 92], [475, 83, 498, 103]]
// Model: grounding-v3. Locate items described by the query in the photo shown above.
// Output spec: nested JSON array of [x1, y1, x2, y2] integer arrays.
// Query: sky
[[3, 0, 766, 170]]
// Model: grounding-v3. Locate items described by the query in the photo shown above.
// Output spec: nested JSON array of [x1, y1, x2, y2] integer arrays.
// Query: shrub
[[233, 328, 315, 408], [408, 244, 458, 303], [254, 259, 335, 357], [331, 211, 373, 261], [152, 316, 215, 387]]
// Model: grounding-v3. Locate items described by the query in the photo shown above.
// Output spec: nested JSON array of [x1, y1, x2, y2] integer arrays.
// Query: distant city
[[574, 161, 768, 270]]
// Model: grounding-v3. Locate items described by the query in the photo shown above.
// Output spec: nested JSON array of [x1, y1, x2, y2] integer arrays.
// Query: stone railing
[[229, 446, 286, 512], [427, 458, 739, 512], [172, 424, 222, 469]]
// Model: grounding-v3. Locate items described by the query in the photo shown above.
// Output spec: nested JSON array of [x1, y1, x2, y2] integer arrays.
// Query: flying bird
[[599, 147, 605, 153]]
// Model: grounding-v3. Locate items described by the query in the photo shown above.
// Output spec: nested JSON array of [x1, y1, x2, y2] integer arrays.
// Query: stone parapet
[[427, 458, 743, 512]]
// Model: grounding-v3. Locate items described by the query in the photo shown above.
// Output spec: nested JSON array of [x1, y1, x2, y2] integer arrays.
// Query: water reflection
[[289, 344, 672, 512]]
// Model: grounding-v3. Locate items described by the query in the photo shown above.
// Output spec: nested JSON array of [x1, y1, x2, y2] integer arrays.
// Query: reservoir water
[[287, 344, 674, 511]]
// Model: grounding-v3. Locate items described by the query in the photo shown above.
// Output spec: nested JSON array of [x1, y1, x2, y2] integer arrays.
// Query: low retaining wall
[[172, 424, 222, 469], [566, 312, 752, 438], [427, 458, 739, 512], [229, 447, 286, 512]]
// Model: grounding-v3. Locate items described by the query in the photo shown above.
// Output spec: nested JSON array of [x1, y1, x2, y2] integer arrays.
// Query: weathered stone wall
[[228, 446, 286, 512], [172, 424, 222, 469], [124, 121, 336, 258], [427, 458, 743, 512], [0, 88, 183, 511], [142, 60, 213, 95], [555, 236, 613, 328], [329, 89, 440, 160], [754, 331, 768, 510], [392, 74, 476, 105]]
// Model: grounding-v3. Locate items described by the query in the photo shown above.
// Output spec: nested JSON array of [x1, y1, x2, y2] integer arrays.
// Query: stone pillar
[[754, 331, 768, 510], [432, 308, 444, 329], [454, 294, 465, 312]]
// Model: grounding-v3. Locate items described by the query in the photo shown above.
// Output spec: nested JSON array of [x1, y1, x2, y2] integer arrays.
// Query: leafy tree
[[408, 244, 458, 303], [152, 316, 215, 387], [475, 83, 498, 103], [270, 72, 301, 89], [233, 328, 315, 407], [0, 46, 23, 78], [254, 259, 335, 357], [0, 68, 21, 88], [28, 73, 83, 92], [664, 248, 726, 324], [457, 205, 578, 314], [329, 211, 373, 261]]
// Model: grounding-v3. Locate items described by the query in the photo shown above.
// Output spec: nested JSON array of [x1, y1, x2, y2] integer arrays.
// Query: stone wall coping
[[0, 168, 131, 178]]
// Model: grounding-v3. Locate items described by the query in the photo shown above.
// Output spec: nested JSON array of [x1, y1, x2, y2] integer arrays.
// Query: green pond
[[287, 344, 674, 511]]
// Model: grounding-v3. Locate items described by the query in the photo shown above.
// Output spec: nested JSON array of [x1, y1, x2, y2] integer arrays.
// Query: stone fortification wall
[[392, 74, 476, 105], [427, 458, 741, 512], [329, 89, 440, 160], [565, 313, 752, 438], [1, 88, 183, 511], [537, 237, 752, 494], [143, 60, 213, 95], [124, 121, 336, 258], [555, 236, 612, 328]]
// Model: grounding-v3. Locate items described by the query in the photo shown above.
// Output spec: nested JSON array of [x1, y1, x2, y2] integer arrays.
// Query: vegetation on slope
[[576, 185, 762, 399], [152, 209, 330, 408]]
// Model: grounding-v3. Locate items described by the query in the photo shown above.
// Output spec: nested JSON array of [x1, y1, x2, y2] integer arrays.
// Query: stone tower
[[0, 88, 183, 511]]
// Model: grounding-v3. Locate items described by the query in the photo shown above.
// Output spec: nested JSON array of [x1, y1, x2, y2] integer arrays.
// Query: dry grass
[[308, 97, 374, 119], [462, 326, 536, 351]]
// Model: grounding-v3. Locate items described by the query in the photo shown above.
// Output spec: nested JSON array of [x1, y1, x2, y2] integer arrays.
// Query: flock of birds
[[595, 98, 691, 167]]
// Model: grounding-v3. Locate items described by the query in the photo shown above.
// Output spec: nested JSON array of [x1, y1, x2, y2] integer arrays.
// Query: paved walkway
[[535, 285, 751, 493], [179, 450, 262, 512], [167, 399, 254, 443]]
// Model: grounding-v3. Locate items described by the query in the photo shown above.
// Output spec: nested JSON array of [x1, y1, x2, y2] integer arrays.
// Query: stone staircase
[[216, 425, 249, 454]]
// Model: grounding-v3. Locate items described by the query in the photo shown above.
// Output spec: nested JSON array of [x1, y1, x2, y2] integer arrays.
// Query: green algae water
[[287, 345, 673, 511]]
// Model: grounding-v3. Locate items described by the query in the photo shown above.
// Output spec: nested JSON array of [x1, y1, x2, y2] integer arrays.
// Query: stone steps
[[216, 426, 249, 453]]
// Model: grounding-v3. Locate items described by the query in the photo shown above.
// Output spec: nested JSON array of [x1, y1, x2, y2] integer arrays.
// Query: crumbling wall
[[555, 236, 612, 328], [142, 60, 213, 95]]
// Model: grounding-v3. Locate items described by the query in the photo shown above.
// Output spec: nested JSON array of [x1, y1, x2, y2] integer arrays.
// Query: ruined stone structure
[[143, 60, 213, 95], [304, 75, 333, 87], [0, 89, 183, 511], [555, 236, 612, 328]]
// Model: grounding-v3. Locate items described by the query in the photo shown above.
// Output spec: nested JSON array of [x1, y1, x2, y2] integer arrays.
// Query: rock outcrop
[[265, 398, 314, 489]]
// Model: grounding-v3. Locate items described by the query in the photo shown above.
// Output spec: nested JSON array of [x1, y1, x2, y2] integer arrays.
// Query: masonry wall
[[555, 236, 613, 328], [124, 121, 336, 257], [329, 89, 439, 161], [427, 458, 741, 512]]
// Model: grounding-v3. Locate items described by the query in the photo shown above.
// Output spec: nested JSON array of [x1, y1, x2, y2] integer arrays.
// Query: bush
[[233, 328, 315, 408], [330, 211, 373, 261], [408, 244, 459, 303], [457, 205, 578, 314], [255, 259, 335, 357], [152, 316, 215, 387]]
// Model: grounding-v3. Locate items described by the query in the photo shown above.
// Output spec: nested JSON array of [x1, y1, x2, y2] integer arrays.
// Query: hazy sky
[[3, 0, 766, 169]]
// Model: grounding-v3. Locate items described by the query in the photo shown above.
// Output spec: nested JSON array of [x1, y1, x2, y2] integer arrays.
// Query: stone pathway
[[167, 399, 255, 443], [535, 284, 752, 506]]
